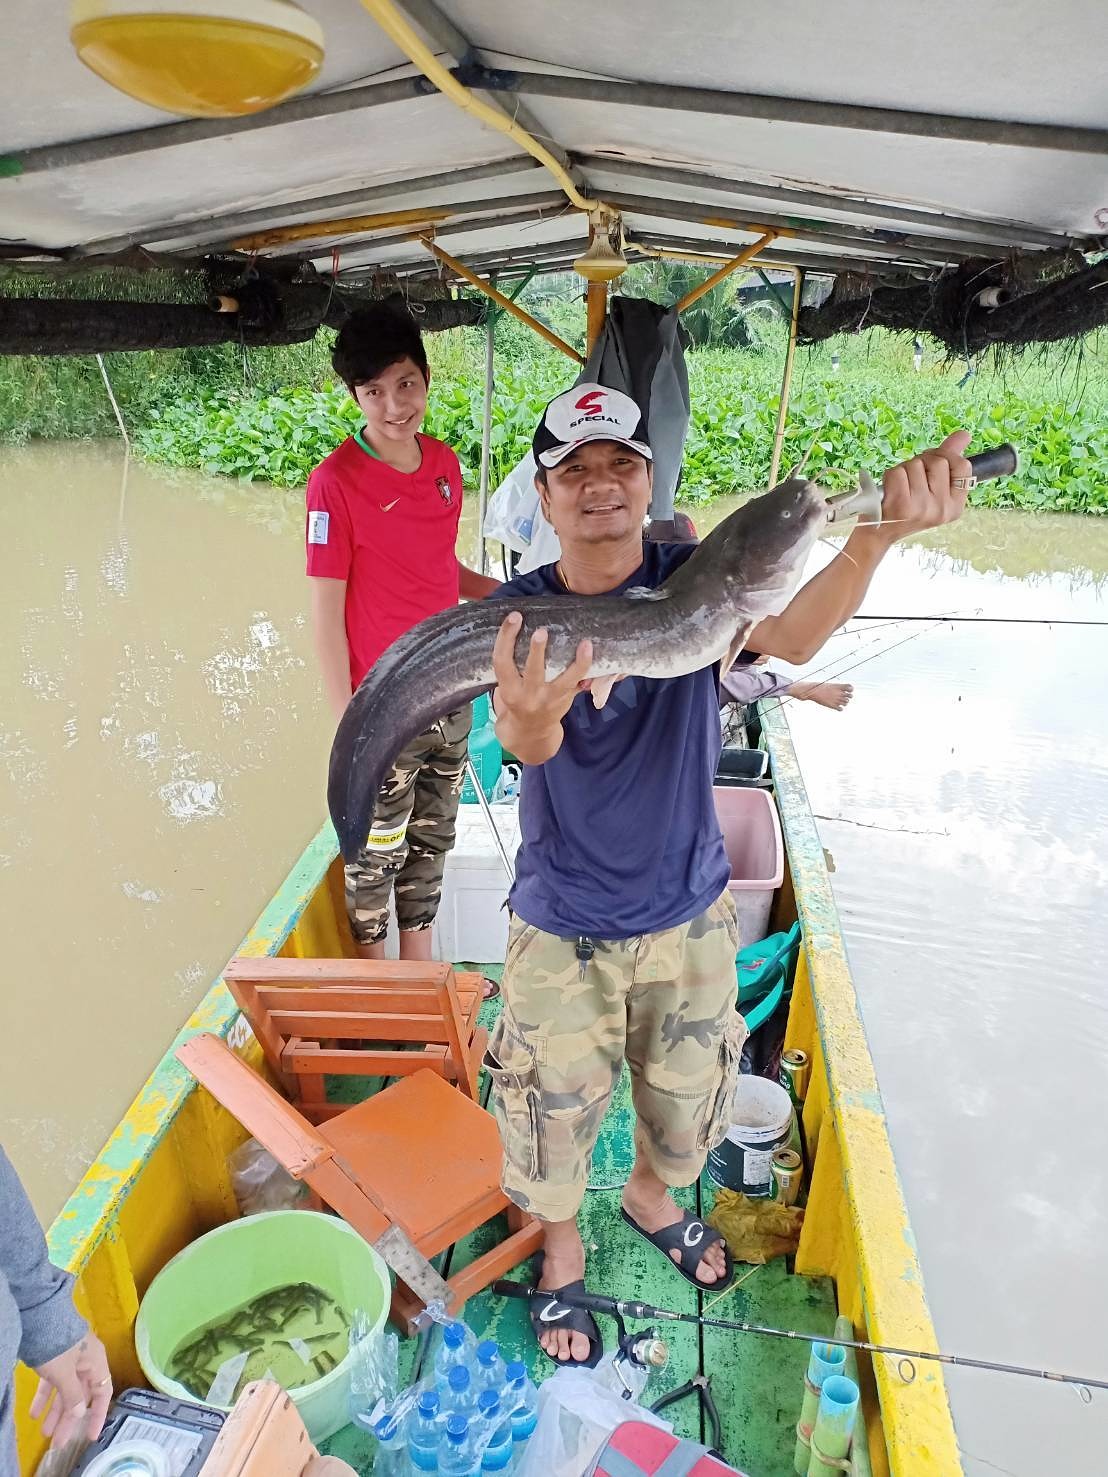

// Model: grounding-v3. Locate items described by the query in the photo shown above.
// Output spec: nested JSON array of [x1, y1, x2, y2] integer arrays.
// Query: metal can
[[779, 1048, 810, 1103], [771, 1146, 803, 1206]]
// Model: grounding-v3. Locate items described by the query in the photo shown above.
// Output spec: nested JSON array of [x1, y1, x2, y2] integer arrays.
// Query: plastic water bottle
[[433, 1322, 471, 1383], [409, 1389, 443, 1473], [438, 1414, 479, 1477], [476, 1391, 514, 1474], [503, 1363, 538, 1445], [371, 1413, 407, 1477], [473, 1340, 506, 1398], [443, 1364, 477, 1418]]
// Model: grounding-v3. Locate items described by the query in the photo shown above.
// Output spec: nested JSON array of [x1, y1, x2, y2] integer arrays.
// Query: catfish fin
[[720, 620, 756, 678], [590, 674, 620, 709]]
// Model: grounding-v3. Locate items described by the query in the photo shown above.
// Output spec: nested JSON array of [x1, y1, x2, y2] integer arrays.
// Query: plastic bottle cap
[[419, 1390, 440, 1416], [448, 1365, 471, 1391], [374, 1415, 401, 1441], [476, 1339, 499, 1365], [444, 1322, 466, 1347], [505, 1360, 527, 1383], [477, 1391, 499, 1415], [446, 1415, 468, 1440]]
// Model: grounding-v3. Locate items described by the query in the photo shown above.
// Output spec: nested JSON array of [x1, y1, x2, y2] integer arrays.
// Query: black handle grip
[[967, 443, 1018, 482], [491, 1279, 538, 1300]]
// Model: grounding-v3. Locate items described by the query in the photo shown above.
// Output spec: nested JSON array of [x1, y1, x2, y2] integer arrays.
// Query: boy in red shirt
[[306, 306, 499, 960]]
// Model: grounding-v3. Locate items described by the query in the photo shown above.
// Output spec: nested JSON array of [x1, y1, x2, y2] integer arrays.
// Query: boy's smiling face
[[353, 355, 429, 449]]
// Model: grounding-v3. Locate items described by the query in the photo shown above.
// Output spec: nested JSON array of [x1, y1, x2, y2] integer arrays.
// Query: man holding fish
[[482, 384, 973, 1365]]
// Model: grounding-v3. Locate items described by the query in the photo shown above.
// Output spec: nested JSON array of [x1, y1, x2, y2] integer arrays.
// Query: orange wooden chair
[[222, 958, 487, 1122], [176, 1033, 543, 1333]]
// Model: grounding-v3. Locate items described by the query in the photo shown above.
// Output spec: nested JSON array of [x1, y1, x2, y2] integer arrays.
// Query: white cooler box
[[384, 801, 519, 964]]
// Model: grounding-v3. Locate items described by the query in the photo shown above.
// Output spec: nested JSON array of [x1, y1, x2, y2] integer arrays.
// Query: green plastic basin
[[135, 1210, 389, 1443]]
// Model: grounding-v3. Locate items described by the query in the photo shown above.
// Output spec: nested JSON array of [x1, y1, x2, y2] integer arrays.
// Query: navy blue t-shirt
[[494, 542, 730, 939]]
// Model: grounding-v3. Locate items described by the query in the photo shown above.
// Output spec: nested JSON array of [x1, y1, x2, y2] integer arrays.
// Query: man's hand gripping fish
[[328, 473, 840, 861]]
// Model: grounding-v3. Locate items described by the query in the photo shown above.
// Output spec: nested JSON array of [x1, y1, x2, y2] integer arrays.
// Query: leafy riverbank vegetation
[[2, 267, 1105, 512]]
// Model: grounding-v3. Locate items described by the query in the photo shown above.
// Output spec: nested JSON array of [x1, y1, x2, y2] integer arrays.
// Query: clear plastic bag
[[482, 453, 563, 573], [348, 1310, 400, 1429], [513, 1367, 671, 1477], [228, 1137, 307, 1215]]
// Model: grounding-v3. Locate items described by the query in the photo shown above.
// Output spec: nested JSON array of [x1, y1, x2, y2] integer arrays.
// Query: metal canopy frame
[[2, 0, 1105, 371]]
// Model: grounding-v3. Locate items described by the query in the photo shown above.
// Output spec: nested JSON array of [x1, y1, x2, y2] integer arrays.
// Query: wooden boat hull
[[14, 709, 962, 1476]]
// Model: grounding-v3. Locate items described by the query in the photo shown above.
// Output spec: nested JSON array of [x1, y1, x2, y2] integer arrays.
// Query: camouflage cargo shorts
[[344, 706, 471, 945], [483, 891, 747, 1222]]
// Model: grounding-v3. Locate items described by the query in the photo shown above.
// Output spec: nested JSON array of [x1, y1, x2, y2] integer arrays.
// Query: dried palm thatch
[[0, 257, 484, 354], [797, 251, 1108, 354]]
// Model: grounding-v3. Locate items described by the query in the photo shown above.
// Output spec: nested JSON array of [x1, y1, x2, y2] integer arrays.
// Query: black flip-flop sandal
[[481, 976, 501, 1001], [619, 1207, 735, 1293], [528, 1255, 604, 1368]]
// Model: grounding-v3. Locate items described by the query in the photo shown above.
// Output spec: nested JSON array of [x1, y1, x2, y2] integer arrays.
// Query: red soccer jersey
[[305, 431, 463, 688]]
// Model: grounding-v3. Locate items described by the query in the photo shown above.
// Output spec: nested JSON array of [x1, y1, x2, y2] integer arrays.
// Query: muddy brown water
[[2, 442, 1105, 1477]]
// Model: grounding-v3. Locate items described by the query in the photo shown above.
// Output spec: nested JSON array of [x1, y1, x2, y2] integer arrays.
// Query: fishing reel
[[609, 1319, 669, 1399]]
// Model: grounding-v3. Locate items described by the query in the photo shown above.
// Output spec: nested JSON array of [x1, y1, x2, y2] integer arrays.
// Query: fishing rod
[[850, 614, 1108, 627], [755, 614, 954, 719], [490, 1282, 1106, 1395]]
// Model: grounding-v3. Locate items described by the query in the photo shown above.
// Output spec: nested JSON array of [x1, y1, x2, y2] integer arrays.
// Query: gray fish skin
[[329, 476, 829, 860]]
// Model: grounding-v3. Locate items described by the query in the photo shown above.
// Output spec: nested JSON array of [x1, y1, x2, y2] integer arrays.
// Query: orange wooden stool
[[177, 1033, 543, 1333], [222, 958, 487, 1122]]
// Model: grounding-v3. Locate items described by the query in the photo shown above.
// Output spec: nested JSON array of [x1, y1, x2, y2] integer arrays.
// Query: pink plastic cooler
[[712, 785, 784, 947]]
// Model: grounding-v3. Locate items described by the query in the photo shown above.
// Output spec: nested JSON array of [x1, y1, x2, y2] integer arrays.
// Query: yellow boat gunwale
[[15, 713, 961, 1476]]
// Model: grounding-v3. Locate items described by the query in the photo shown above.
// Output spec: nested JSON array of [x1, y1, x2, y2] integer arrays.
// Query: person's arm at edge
[[309, 577, 353, 722], [458, 560, 501, 600]]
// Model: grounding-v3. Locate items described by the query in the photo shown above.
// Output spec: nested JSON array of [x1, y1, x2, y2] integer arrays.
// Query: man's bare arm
[[309, 577, 353, 721], [750, 432, 973, 664]]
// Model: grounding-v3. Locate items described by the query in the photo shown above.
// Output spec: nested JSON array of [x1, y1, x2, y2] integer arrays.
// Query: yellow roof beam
[[231, 205, 450, 251], [421, 237, 584, 363], [674, 232, 778, 312]]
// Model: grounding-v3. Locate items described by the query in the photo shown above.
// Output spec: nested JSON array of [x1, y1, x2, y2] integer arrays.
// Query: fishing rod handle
[[825, 441, 1019, 524], [489, 1280, 661, 1320], [490, 1279, 542, 1300], [967, 442, 1018, 481]]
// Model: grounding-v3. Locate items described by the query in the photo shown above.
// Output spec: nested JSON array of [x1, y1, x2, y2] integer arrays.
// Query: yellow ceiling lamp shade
[[574, 209, 628, 283], [69, 0, 325, 118]]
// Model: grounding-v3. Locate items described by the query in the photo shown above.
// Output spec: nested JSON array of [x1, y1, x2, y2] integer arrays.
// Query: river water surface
[[1, 441, 1105, 1477]]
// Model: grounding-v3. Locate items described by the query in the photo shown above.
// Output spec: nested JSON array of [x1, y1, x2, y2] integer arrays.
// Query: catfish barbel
[[328, 473, 831, 862]]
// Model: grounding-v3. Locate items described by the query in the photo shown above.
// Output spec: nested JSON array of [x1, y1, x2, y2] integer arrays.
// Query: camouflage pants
[[344, 706, 471, 945], [484, 892, 746, 1222]]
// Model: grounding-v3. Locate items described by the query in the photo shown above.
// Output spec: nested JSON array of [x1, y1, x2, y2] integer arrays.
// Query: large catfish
[[328, 473, 836, 861]]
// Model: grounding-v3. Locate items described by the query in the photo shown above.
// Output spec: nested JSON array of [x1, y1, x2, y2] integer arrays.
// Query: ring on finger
[[951, 475, 977, 491]]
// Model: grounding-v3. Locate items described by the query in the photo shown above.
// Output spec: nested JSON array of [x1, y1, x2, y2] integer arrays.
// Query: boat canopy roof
[[2, 0, 1107, 347]]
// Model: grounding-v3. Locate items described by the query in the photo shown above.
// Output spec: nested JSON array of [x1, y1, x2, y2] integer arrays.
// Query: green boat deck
[[319, 966, 837, 1477]]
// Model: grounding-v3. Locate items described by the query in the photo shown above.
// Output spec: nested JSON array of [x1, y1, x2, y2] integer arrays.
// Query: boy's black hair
[[332, 303, 429, 393]]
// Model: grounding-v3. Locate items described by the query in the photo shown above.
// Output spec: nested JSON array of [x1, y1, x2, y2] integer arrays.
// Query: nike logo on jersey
[[380, 499, 400, 512]]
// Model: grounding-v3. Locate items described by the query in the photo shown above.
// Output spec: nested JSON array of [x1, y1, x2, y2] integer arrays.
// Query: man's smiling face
[[538, 440, 653, 547]]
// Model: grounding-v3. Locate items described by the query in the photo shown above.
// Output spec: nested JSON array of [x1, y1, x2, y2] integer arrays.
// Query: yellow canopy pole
[[422, 238, 584, 363], [359, 0, 596, 215], [232, 206, 449, 252], [768, 266, 804, 486], [585, 281, 608, 355], [674, 232, 777, 313]]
